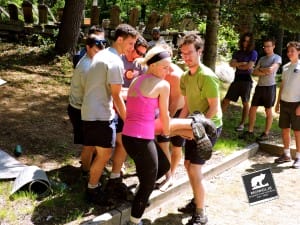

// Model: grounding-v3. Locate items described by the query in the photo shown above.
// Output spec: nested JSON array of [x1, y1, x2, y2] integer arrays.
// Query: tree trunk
[[55, 0, 85, 55], [274, 27, 284, 57], [203, 0, 220, 71]]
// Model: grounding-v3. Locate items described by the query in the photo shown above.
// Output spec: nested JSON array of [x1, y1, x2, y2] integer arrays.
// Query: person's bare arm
[[111, 84, 126, 121], [236, 61, 255, 70], [158, 81, 171, 136], [205, 97, 219, 119], [253, 63, 280, 76], [178, 96, 190, 118], [168, 76, 183, 117]]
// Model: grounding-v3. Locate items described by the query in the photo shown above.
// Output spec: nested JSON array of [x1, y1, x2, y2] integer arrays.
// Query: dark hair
[[86, 34, 106, 50], [134, 35, 149, 50], [239, 32, 255, 52], [88, 25, 104, 35], [287, 41, 300, 51], [263, 37, 275, 45], [113, 23, 138, 41], [178, 33, 204, 51]]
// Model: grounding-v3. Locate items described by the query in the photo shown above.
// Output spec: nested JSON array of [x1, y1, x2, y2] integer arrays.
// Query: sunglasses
[[135, 48, 145, 57], [95, 39, 107, 48]]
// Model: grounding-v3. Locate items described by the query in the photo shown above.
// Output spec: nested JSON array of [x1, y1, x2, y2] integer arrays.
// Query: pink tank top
[[122, 74, 158, 139]]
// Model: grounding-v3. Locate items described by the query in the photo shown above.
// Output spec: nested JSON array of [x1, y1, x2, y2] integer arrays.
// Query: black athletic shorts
[[67, 104, 83, 144], [224, 81, 252, 102], [251, 85, 276, 108], [82, 120, 116, 147], [279, 100, 300, 131], [114, 114, 124, 133]]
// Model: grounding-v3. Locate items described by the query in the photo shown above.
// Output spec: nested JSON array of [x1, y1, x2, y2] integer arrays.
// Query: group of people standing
[[222, 32, 300, 169], [68, 22, 299, 225]]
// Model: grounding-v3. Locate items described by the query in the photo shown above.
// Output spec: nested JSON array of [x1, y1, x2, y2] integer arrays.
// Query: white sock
[[130, 216, 141, 224], [88, 183, 98, 189], [284, 149, 291, 157], [110, 172, 121, 179], [296, 152, 300, 159]]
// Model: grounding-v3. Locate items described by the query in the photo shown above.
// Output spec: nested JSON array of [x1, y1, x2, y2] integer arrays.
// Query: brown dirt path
[[143, 150, 300, 225]]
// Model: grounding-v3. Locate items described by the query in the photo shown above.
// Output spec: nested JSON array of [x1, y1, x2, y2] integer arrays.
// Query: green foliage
[[217, 24, 239, 59]]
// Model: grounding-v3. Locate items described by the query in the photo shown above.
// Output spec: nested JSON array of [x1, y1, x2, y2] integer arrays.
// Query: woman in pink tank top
[[122, 46, 171, 225]]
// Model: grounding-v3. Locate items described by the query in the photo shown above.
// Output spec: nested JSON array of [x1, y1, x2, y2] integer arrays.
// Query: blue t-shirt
[[232, 50, 258, 82]]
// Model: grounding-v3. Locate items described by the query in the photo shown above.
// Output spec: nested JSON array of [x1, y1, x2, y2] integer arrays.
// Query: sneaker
[[292, 158, 300, 169], [189, 112, 217, 139], [156, 176, 173, 192], [86, 186, 113, 206], [126, 221, 143, 225], [238, 131, 254, 140], [274, 154, 291, 163], [178, 198, 196, 214], [256, 132, 269, 142], [235, 124, 244, 132], [105, 177, 134, 201], [186, 213, 208, 225]]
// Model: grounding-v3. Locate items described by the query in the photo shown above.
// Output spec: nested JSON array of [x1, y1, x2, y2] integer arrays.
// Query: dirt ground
[[143, 150, 300, 225], [0, 42, 292, 225]]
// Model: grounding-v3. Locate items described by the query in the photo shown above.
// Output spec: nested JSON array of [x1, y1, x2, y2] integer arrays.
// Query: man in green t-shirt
[[177, 33, 223, 225]]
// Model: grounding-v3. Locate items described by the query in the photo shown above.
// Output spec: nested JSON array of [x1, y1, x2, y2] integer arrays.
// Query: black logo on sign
[[242, 168, 278, 205]]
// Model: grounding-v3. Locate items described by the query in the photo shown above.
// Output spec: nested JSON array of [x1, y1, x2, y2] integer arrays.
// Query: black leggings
[[122, 135, 170, 219]]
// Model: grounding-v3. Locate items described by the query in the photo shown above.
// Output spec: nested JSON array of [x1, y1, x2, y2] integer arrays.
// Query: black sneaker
[[86, 186, 113, 206], [256, 132, 269, 142], [105, 178, 134, 201], [186, 213, 208, 225], [274, 154, 292, 163], [126, 221, 143, 225], [178, 198, 196, 214], [238, 131, 254, 140]]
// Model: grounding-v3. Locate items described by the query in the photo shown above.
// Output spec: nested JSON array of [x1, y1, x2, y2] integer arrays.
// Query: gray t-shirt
[[81, 47, 124, 121], [69, 54, 91, 109], [256, 53, 282, 86]]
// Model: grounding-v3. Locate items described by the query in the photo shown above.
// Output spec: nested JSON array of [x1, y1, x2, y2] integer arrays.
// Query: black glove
[[189, 111, 217, 139], [190, 119, 213, 160]]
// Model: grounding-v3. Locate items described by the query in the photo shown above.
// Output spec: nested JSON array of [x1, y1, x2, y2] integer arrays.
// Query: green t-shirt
[[180, 63, 223, 128]]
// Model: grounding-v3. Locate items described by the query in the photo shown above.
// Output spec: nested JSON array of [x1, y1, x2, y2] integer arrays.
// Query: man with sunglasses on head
[[72, 25, 107, 68], [121, 35, 149, 89], [68, 34, 106, 175]]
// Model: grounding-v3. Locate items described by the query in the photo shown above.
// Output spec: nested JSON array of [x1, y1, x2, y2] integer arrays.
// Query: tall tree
[[55, 0, 85, 55], [203, 0, 220, 71]]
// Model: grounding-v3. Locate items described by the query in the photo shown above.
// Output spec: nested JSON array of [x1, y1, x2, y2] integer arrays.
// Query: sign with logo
[[242, 168, 278, 205]]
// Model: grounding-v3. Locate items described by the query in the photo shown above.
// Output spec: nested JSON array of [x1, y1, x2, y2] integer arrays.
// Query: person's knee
[[184, 160, 190, 170]]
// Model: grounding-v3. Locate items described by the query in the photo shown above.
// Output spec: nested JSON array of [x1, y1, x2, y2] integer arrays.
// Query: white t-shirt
[[69, 54, 92, 109], [281, 59, 300, 102]]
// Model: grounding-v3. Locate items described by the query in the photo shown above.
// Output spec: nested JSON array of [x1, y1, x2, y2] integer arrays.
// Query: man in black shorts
[[239, 37, 281, 141]]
